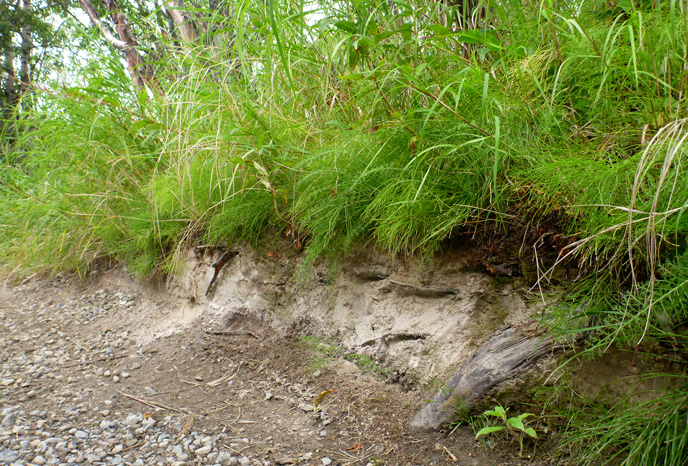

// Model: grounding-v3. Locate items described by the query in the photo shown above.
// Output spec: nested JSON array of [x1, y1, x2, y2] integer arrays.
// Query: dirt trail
[[0, 272, 553, 465]]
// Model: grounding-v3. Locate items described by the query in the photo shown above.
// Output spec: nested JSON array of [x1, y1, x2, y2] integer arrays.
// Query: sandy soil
[[0, 271, 559, 466]]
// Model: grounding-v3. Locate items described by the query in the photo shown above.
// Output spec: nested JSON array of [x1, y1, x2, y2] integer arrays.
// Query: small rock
[[74, 430, 89, 439], [0, 378, 15, 387], [239, 457, 251, 466], [216, 452, 234, 464], [195, 444, 212, 456], [322, 458, 332, 466], [298, 403, 314, 413], [1, 413, 15, 427], [32, 455, 47, 465], [124, 414, 141, 427], [100, 420, 115, 430]]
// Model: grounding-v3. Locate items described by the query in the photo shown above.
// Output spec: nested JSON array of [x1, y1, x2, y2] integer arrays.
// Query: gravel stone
[[1, 413, 15, 427], [123, 414, 140, 427], [195, 444, 212, 456]]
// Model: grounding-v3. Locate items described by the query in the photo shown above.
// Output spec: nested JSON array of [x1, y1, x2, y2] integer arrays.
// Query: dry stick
[[386, 279, 460, 297], [205, 251, 237, 295], [120, 441, 145, 453], [443, 445, 458, 462], [408, 84, 493, 138], [116, 390, 183, 413], [180, 379, 200, 386], [207, 361, 242, 387], [203, 329, 259, 339]]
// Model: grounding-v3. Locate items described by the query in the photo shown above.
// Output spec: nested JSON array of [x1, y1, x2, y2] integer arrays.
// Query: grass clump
[[562, 377, 688, 466]]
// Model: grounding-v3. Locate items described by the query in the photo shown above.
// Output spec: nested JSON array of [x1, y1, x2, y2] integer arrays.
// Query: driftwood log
[[411, 321, 567, 431]]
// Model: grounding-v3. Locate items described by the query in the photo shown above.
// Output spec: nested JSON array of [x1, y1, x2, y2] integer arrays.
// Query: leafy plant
[[475, 405, 538, 458]]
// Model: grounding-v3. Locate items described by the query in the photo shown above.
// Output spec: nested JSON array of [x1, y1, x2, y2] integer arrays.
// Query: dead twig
[[203, 329, 259, 339], [443, 445, 458, 462], [116, 390, 183, 413], [207, 361, 242, 387], [179, 414, 195, 436], [120, 441, 146, 453], [386, 279, 460, 297], [206, 251, 238, 295]]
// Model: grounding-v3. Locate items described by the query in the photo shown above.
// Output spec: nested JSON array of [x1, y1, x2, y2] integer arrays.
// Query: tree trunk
[[3, 49, 16, 109], [164, 0, 199, 45], [19, 0, 31, 99], [77, 0, 160, 94], [101, 0, 147, 91], [2, 49, 17, 144]]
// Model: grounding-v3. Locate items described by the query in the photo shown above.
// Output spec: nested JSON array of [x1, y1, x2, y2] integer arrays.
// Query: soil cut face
[[0, 271, 555, 466]]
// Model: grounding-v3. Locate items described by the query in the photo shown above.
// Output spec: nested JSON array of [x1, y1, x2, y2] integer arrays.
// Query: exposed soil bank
[[169, 242, 543, 399]]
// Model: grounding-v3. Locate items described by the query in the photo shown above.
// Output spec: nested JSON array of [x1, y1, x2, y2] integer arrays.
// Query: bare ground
[[0, 271, 559, 466]]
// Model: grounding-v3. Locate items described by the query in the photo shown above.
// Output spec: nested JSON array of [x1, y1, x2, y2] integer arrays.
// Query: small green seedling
[[475, 405, 537, 457]]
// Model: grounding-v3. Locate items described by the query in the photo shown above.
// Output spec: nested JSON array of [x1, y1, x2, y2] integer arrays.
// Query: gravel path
[[0, 280, 271, 466]]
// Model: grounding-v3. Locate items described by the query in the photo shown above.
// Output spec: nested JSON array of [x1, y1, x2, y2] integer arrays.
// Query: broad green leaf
[[475, 426, 505, 438], [334, 21, 357, 34], [507, 417, 526, 432], [525, 427, 538, 439], [427, 24, 451, 36], [455, 30, 502, 50]]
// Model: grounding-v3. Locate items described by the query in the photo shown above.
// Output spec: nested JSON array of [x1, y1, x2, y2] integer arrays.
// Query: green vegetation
[[563, 376, 688, 466], [475, 405, 538, 458], [300, 336, 385, 376], [2, 0, 687, 463], [300, 336, 345, 373]]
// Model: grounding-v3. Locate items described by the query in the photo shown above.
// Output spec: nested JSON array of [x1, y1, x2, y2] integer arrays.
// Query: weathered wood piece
[[386, 279, 460, 297], [362, 331, 430, 355], [205, 251, 238, 295], [345, 265, 390, 281], [410, 321, 561, 431]]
